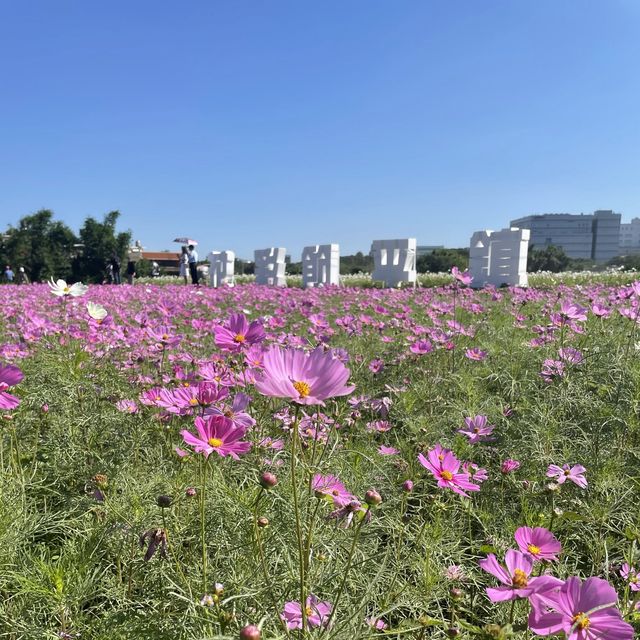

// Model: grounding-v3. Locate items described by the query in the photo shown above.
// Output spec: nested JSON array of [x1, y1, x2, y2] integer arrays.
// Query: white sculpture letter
[[469, 227, 530, 288], [301, 244, 340, 288], [254, 247, 287, 286], [371, 238, 417, 287], [207, 250, 235, 288]]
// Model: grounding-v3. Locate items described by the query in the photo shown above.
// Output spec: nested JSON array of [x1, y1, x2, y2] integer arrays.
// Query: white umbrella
[[173, 237, 198, 246]]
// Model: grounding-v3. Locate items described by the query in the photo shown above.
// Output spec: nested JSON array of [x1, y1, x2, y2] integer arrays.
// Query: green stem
[[200, 456, 208, 594], [290, 407, 307, 631]]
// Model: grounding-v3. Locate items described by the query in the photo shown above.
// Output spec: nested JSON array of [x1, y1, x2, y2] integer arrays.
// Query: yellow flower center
[[189, 398, 198, 406], [305, 606, 313, 617], [441, 470, 453, 481], [208, 438, 223, 447], [293, 381, 311, 398], [527, 544, 541, 556], [162, 334, 168, 341], [512, 569, 528, 588], [572, 613, 590, 630], [63, 286, 70, 293], [233, 333, 246, 343], [438, 454, 444, 461], [564, 469, 571, 475]]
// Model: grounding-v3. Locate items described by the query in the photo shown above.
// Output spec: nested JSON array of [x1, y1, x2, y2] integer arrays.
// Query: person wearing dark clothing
[[110, 254, 121, 284], [126, 261, 136, 285], [187, 245, 199, 285]]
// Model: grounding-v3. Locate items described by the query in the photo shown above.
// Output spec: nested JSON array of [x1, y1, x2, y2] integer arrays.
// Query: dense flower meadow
[[1, 274, 640, 639]]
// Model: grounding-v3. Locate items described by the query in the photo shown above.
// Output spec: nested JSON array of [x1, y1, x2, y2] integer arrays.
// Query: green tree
[[74, 211, 131, 283], [416, 248, 469, 273], [0, 209, 78, 282], [527, 245, 571, 273]]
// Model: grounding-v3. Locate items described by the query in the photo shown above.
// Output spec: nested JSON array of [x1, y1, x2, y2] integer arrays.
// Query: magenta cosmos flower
[[479, 549, 562, 602], [0, 363, 23, 410], [213, 313, 265, 352], [418, 445, 480, 498], [281, 595, 332, 630], [528, 576, 633, 639], [620, 563, 640, 591], [451, 266, 473, 286], [465, 347, 487, 361], [180, 415, 251, 460], [458, 415, 495, 444], [312, 474, 354, 507], [546, 463, 587, 489], [514, 526, 561, 562], [254, 346, 355, 405]]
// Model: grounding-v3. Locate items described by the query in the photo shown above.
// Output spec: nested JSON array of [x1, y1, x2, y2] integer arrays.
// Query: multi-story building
[[509, 210, 621, 262], [619, 218, 640, 253]]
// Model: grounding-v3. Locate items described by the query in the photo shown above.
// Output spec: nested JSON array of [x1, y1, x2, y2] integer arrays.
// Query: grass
[[0, 279, 639, 638]]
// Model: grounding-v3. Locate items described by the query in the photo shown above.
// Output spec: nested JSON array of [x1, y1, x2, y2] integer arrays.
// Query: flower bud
[[41, 403, 49, 413], [402, 479, 414, 493], [450, 587, 463, 600], [186, 487, 197, 497], [446, 626, 460, 638], [259, 472, 278, 489], [257, 516, 269, 528], [156, 495, 173, 508], [364, 489, 382, 506], [239, 625, 261, 640], [93, 474, 108, 489]]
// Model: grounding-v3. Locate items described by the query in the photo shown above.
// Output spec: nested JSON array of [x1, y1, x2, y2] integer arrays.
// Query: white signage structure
[[254, 247, 287, 286], [371, 238, 417, 287], [301, 244, 340, 288], [469, 227, 530, 288], [207, 250, 235, 288]]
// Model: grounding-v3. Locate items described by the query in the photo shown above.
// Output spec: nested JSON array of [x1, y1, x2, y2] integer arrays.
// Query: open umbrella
[[173, 237, 198, 246]]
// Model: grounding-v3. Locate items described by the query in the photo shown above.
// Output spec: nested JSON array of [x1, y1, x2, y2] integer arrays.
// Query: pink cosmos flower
[[620, 563, 640, 591], [214, 313, 265, 352], [312, 474, 354, 506], [410, 340, 434, 355], [591, 303, 611, 318], [254, 346, 355, 405], [478, 549, 561, 602], [540, 359, 565, 383], [458, 415, 495, 444], [546, 464, 587, 489], [462, 462, 488, 483], [465, 347, 487, 361], [366, 420, 391, 433], [451, 266, 473, 286], [115, 399, 138, 414], [281, 595, 332, 630], [501, 459, 521, 474], [559, 347, 583, 365], [378, 445, 399, 456], [205, 392, 255, 429], [514, 526, 561, 562], [0, 363, 23, 410], [180, 415, 251, 460], [559, 301, 588, 322], [365, 617, 388, 630], [528, 576, 633, 639], [368, 358, 384, 374], [418, 446, 480, 498]]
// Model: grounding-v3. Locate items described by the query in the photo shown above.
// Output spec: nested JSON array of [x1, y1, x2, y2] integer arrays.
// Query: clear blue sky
[[1, 1, 639, 259]]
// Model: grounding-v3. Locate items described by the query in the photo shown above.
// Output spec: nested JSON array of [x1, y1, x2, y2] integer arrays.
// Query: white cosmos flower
[[49, 278, 89, 297], [87, 301, 108, 320]]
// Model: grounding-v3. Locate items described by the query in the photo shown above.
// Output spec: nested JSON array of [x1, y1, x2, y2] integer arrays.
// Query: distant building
[[619, 218, 640, 254], [139, 251, 180, 274], [510, 210, 621, 262]]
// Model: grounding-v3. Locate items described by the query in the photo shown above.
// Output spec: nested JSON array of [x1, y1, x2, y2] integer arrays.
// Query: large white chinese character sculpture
[[301, 244, 340, 288], [207, 250, 235, 288], [469, 227, 529, 288], [371, 238, 417, 287], [254, 247, 287, 286]]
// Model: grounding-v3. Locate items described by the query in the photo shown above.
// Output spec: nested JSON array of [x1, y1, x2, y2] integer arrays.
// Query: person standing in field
[[126, 260, 136, 285], [110, 253, 122, 284], [179, 246, 189, 285], [187, 245, 199, 285], [4, 265, 14, 283], [16, 267, 29, 284]]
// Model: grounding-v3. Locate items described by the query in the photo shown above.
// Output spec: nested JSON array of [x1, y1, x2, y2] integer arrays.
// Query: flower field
[[1, 276, 640, 639]]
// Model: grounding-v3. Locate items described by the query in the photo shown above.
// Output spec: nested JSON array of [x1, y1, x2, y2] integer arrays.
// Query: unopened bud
[[450, 587, 463, 600], [447, 626, 460, 637], [364, 489, 382, 506], [257, 516, 269, 528], [239, 625, 261, 640], [41, 403, 49, 413], [259, 472, 278, 489], [402, 479, 414, 493], [156, 495, 173, 508], [186, 487, 197, 497]]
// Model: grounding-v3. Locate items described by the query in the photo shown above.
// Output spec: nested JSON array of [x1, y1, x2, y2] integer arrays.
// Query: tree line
[[0, 209, 131, 283]]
